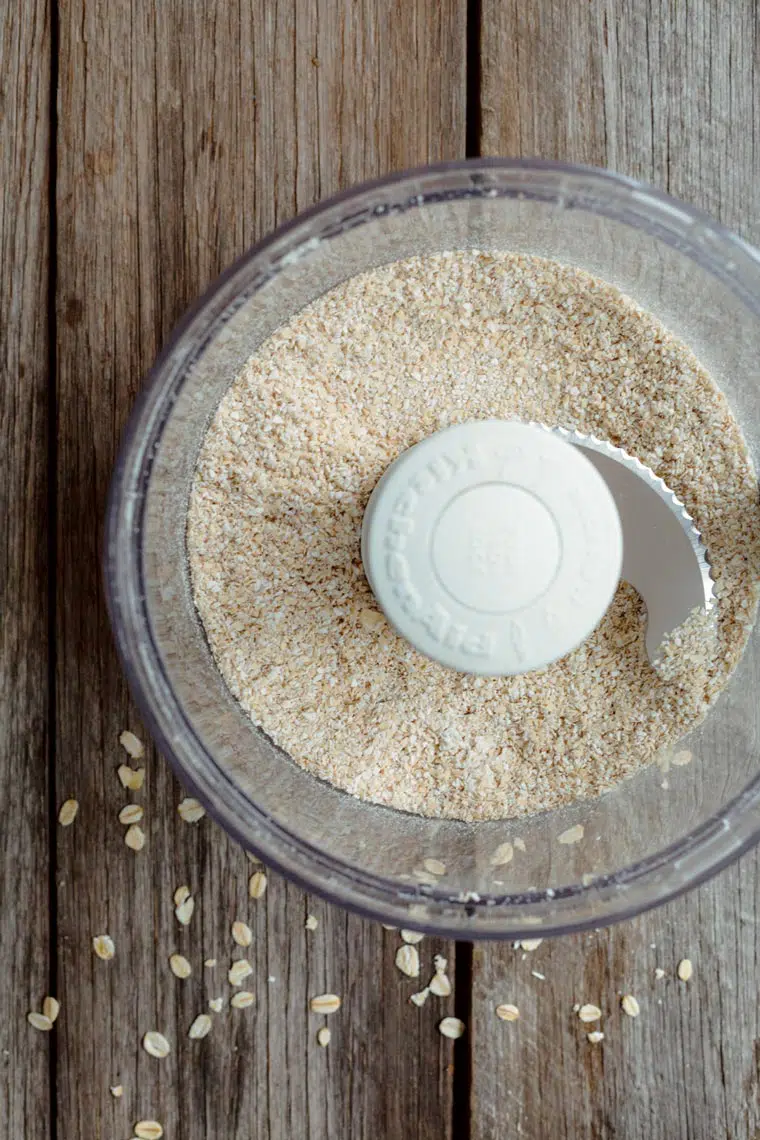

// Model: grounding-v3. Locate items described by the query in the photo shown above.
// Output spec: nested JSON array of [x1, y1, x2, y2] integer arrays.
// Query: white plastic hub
[[361, 420, 623, 675]]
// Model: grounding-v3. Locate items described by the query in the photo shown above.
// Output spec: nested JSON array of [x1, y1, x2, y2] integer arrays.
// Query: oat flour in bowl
[[187, 252, 760, 822]]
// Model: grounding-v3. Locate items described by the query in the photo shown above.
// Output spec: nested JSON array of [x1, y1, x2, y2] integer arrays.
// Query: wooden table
[[3, 2, 759, 1137]]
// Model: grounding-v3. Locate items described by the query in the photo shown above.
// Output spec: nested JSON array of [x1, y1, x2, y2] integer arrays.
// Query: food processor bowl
[[104, 159, 760, 938]]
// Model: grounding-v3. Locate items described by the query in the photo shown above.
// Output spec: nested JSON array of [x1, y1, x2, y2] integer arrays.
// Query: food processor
[[104, 159, 760, 938]]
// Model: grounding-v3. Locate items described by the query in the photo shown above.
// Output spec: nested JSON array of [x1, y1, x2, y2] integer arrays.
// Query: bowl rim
[[104, 156, 760, 938]]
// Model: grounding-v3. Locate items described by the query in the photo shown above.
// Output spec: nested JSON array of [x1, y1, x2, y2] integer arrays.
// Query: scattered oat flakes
[[117, 763, 145, 790], [438, 1016, 465, 1040], [513, 838, 526, 852], [531, 970, 546, 981], [495, 1003, 520, 1021], [125, 824, 146, 851], [489, 841, 514, 867], [231, 991, 255, 1009], [558, 824, 584, 845], [677, 958, 693, 982], [305, 914, 318, 931], [188, 1014, 212, 1040], [204, 958, 217, 968], [410, 988, 430, 1007], [178, 797, 205, 823], [142, 1031, 171, 1058], [134, 1123, 163, 1140], [654, 967, 666, 980], [27, 1011, 53, 1032], [58, 799, 78, 827], [174, 884, 190, 906], [175, 897, 195, 926], [249, 870, 267, 899], [587, 1030, 605, 1044], [621, 994, 640, 1017], [400, 929, 424, 945], [581, 872, 595, 887], [228, 959, 253, 986], [245, 850, 261, 863], [672, 749, 693, 767], [118, 803, 144, 825], [232, 920, 253, 947], [578, 1004, 602, 1023], [93, 934, 115, 960], [317, 1026, 332, 1046], [169, 953, 192, 979], [42, 997, 60, 1024], [423, 858, 446, 876], [519, 938, 543, 952], [433, 954, 448, 973], [109, 1085, 123, 1098], [119, 730, 145, 759], [208, 997, 224, 1012], [310, 993, 341, 1015], [395, 943, 420, 978], [429, 971, 452, 998]]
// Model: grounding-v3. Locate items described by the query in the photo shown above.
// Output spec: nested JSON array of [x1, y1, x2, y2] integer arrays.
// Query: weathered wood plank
[[472, 874, 760, 1140], [474, 4, 760, 1138], [481, 0, 760, 233], [55, 3, 466, 1138], [0, 2, 52, 1136]]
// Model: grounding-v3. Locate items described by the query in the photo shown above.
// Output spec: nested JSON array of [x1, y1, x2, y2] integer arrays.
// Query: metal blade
[[545, 427, 715, 665]]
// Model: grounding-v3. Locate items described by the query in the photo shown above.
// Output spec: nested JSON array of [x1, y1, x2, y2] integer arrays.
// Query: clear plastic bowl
[[105, 159, 760, 938]]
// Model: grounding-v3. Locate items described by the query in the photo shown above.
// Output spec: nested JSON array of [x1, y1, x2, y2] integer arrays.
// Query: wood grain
[[0, 2, 51, 1136], [480, 0, 760, 234], [54, 3, 465, 1138], [474, 4, 760, 1138]]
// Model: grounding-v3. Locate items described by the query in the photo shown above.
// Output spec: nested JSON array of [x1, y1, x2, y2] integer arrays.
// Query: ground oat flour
[[187, 252, 760, 821]]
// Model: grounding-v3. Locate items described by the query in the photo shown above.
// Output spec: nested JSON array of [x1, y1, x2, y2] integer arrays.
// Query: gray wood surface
[[0, 3, 52, 1137], [475, 5, 760, 1139], [54, 3, 465, 1139]]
